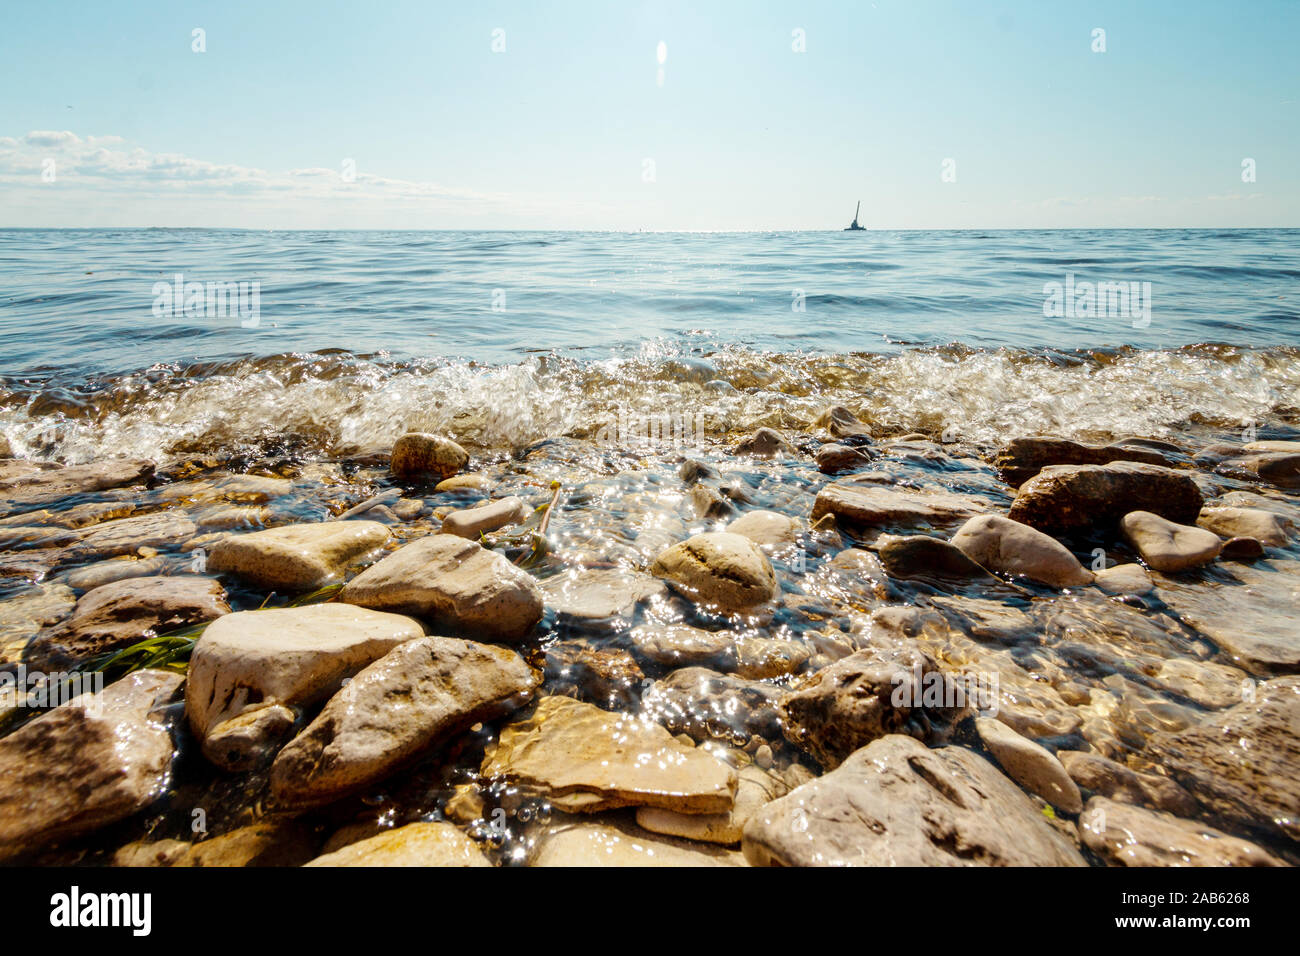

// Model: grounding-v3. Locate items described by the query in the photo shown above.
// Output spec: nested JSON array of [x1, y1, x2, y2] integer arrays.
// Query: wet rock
[[116, 818, 318, 867], [1057, 751, 1198, 816], [1079, 797, 1283, 866], [628, 623, 737, 670], [929, 595, 1036, 644], [544, 640, 644, 709], [186, 603, 424, 770], [435, 473, 492, 493], [1218, 452, 1300, 489], [62, 556, 171, 592], [272, 636, 538, 808], [0, 458, 154, 514], [742, 735, 1086, 866], [390, 432, 469, 482], [154, 474, 291, 504], [994, 437, 1171, 488], [643, 666, 786, 744], [1146, 676, 1300, 841], [725, 510, 801, 550], [0, 583, 76, 665], [690, 483, 733, 520], [1221, 536, 1265, 561], [542, 568, 665, 632], [815, 405, 872, 440], [530, 817, 746, 867], [340, 533, 544, 643], [677, 459, 720, 484], [734, 638, 811, 679], [0, 670, 183, 859], [440, 496, 529, 539], [208, 520, 390, 591], [650, 532, 778, 615], [1197, 506, 1291, 547], [876, 533, 992, 580], [1092, 563, 1153, 596], [780, 636, 969, 769], [1243, 439, 1300, 454], [950, 513, 1093, 588], [1120, 511, 1222, 573], [1150, 657, 1249, 710], [732, 427, 796, 459], [481, 695, 737, 814], [305, 822, 490, 867], [975, 716, 1082, 813], [637, 760, 791, 845], [58, 511, 198, 565], [1007, 462, 1203, 535], [815, 443, 871, 474], [811, 482, 984, 531], [27, 575, 229, 667]]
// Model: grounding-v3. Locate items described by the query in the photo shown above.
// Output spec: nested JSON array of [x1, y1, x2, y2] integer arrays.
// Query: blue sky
[[0, 0, 1295, 229]]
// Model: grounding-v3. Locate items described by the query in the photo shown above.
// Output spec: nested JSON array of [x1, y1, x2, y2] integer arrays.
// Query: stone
[[815, 443, 871, 474], [0, 583, 76, 665], [690, 484, 733, 520], [340, 533, 544, 643], [0, 670, 183, 859], [1243, 440, 1300, 454], [0, 458, 154, 514], [390, 432, 469, 482], [734, 639, 811, 680], [642, 666, 785, 744], [482, 695, 737, 814], [950, 514, 1094, 587], [153, 474, 291, 504], [929, 595, 1036, 644], [628, 623, 737, 670], [272, 636, 538, 808], [1079, 798, 1283, 867], [975, 716, 1082, 813], [1120, 511, 1222, 572], [26, 575, 229, 667], [186, 603, 425, 770], [207, 520, 389, 592], [1219, 452, 1300, 489], [876, 533, 992, 580], [62, 556, 171, 592], [815, 405, 872, 440], [811, 482, 983, 531], [725, 510, 801, 550], [637, 761, 791, 845], [1221, 536, 1265, 561], [540, 567, 666, 630], [304, 822, 490, 867], [650, 532, 778, 615], [530, 817, 746, 867], [58, 511, 197, 565], [1197, 506, 1291, 547], [742, 735, 1085, 866], [440, 496, 529, 539], [1146, 676, 1300, 841], [677, 459, 720, 484], [1007, 462, 1203, 535], [780, 638, 969, 769], [1057, 751, 1198, 816], [732, 427, 796, 458], [116, 819, 318, 867], [543, 641, 644, 709], [1092, 563, 1153, 596], [994, 437, 1171, 487], [435, 473, 492, 493]]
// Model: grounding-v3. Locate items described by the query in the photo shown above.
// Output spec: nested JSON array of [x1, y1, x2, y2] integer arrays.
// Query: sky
[[0, 0, 1296, 230]]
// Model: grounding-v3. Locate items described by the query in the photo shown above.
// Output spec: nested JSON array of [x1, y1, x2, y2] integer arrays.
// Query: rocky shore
[[0, 414, 1298, 867]]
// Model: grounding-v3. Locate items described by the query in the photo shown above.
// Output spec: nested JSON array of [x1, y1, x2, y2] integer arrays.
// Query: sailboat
[[843, 201, 866, 231]]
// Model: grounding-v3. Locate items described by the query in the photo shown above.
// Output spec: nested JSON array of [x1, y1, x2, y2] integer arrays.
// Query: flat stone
[[732, 427, 796, 459], [950, 514, 1093, 588], [0, 583, 75, 665], [628, 623, 737, 670], [725, 510, 802, 550], [0, 670, 183, 859], [994, 437, 1171, 487], [115, 818, 318, 867], [481, 695, 737, 814], [1197, 506, 1291, 547], [650, 532, 778, 615], [62, 556, 171, 592], [1243, 440, 1300, 454], [1092, 563, 1154, 596], [1079, 797, 1284, 866], [1150, 657, 1250, 710], [815, 443, 871, 474], [1007, 462, 1203, 535], [435, 473, 492, 493], [0, 458, 154, 514], [741, 735, 1086, 866], [642, 666, 785, 744], [304, 822, 491, 867], [1145, 676, 1300, 841], [1121, 511, 1222, 572], [207, 520, 390, 591], [26, 575, 229, 667], [440, 496, 529, 539], [1219, 452, 1300, 489], [272, 635, 538, 808], [186, 603, 425, 770], [636, 761, 791, 845], [153, 475, 291, 504], [975, 716, 1082, 813], [876, 533, 993, 580], [811, 482, 983, 531], [390, 432, 469, 481], [1057, 750, 1198, 816], [339, 533, 544, 643], [531, 817, 746, 867], [58, 511, 197, 565], [540, 567, 666, 629]]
